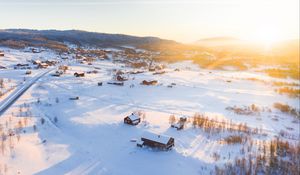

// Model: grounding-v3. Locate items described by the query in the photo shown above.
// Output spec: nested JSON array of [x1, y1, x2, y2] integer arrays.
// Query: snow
[[0, 47, 299, 175]]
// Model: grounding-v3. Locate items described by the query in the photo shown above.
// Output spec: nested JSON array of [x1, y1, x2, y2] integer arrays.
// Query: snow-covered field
[[0, 48, 299, 175]]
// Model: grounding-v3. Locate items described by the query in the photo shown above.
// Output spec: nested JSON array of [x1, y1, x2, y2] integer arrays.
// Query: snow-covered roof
[[127, 114, 140, 121], [171, 123, 182, 128], [75, 71, 84, 74], [141, 132, 172, 145]]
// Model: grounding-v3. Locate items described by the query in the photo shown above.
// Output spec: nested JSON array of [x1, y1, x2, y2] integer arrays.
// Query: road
[[0, 68, 54, 116]]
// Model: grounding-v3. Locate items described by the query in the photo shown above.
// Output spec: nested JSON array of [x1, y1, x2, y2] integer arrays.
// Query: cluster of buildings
[[123, 113, 187, 151]]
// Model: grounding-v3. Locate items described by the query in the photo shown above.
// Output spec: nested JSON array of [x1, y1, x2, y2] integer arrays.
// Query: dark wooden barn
[[107, 81, 124, 86], [141, 80, 158, 85], [74, 72, 85, 77], [137, 132, 175, 150], [69, 96, 79, 100]]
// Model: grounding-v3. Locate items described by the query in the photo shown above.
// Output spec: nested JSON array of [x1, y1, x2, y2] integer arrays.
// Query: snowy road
[[0, 68, 54, 116]]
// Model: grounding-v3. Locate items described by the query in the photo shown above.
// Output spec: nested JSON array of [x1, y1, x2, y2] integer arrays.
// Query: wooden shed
[[141, 80, 158, 85], [137, 132, 175, 150], [124, 113, 141, 125], [107, 81, 124, 86], [69, 96, 79, 100], [171, 117, 187, 130], [74, 72, 85, 77], [38, 63, 48, 69]]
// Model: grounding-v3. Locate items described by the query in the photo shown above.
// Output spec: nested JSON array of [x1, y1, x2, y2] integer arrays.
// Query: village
[[0, 46, 299, 175]]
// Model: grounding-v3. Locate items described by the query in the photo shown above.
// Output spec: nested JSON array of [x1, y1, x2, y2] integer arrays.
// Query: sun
[[246, 25, 283, 49], [254, 28, 279, 47]]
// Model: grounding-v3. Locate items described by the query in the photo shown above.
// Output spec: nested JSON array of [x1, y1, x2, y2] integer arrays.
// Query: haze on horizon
[[0, 0, 299, 43]]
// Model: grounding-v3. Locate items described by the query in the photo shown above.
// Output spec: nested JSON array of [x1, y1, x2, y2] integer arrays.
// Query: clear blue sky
[[0, 0, 299, 43]]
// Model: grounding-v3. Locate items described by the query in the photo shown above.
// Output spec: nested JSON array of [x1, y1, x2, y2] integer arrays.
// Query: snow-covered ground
[[0, 48, 299, 175]]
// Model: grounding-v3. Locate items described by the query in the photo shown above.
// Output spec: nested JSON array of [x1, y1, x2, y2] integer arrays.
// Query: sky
[[0, 0, 299, 43]]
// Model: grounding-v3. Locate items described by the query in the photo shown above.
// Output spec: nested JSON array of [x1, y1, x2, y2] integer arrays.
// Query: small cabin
[[0, 52, 4, 57], [69, 97, 79, 100], [16, 63, 29, 67], [32, 48, 41, 53], [38, 63, 48, 69], [74, 72, 85, 77], [141, 80, 158, 85], [14, 63, 30, 69], [171, 117, 187, 130], [107, 81, 124, 86], [116, 75, 128, 81], [148, 67, 156, 72], [32, 60, 41, 65], [45, 60, 57, 66], [59, 65, 68, 71], [52, 70, 63, 77], [137, 132, 175, 150], [124, 113, 141, 125]]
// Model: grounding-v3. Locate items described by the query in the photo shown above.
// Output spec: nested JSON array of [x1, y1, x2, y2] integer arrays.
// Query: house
[[137, 132, 175, 150], [32, 60, 41, 65], [38, 63, 48, 69], [14, 63, 30, 69], [148, 67, 156, 72], [124, 113, 141, 125], [0, 52, 4, 57], [16, 63, 29, 67], [141, 80, 158, 85], [86, 70, 98, 74], [80, 60, 87, 64], [116, 75, 128, 81], [129, 70, 144, 74], [59, 65, 68, 71], [69, 97, 79, 100], [52, 70, 63, 77], [74, 72, 85, 77], [171, 117, 187, 130], [45, 60, 57, 66], [32, 48, 42, 53], [107, 81, 124, 86]]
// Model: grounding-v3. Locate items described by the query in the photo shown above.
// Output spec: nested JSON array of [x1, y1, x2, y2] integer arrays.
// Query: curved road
[[0, 68, 54, 116]]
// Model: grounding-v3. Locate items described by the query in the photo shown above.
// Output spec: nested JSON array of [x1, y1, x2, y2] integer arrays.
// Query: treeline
[[0, 39, 69, 53], [215, 138, 300, 175], [191, 113, 262, 135], [273, 103, 300, 119]]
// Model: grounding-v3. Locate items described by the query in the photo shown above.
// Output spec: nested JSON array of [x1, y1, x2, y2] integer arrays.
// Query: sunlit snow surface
[[0, 48, 299, 175]]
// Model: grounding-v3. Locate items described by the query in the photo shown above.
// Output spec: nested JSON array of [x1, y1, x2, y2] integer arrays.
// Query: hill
[[0, 29, 180, 51]]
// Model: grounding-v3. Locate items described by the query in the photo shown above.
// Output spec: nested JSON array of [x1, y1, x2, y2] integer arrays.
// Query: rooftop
[[127, 113, 140, 121], [141, 132, 172, 145]]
